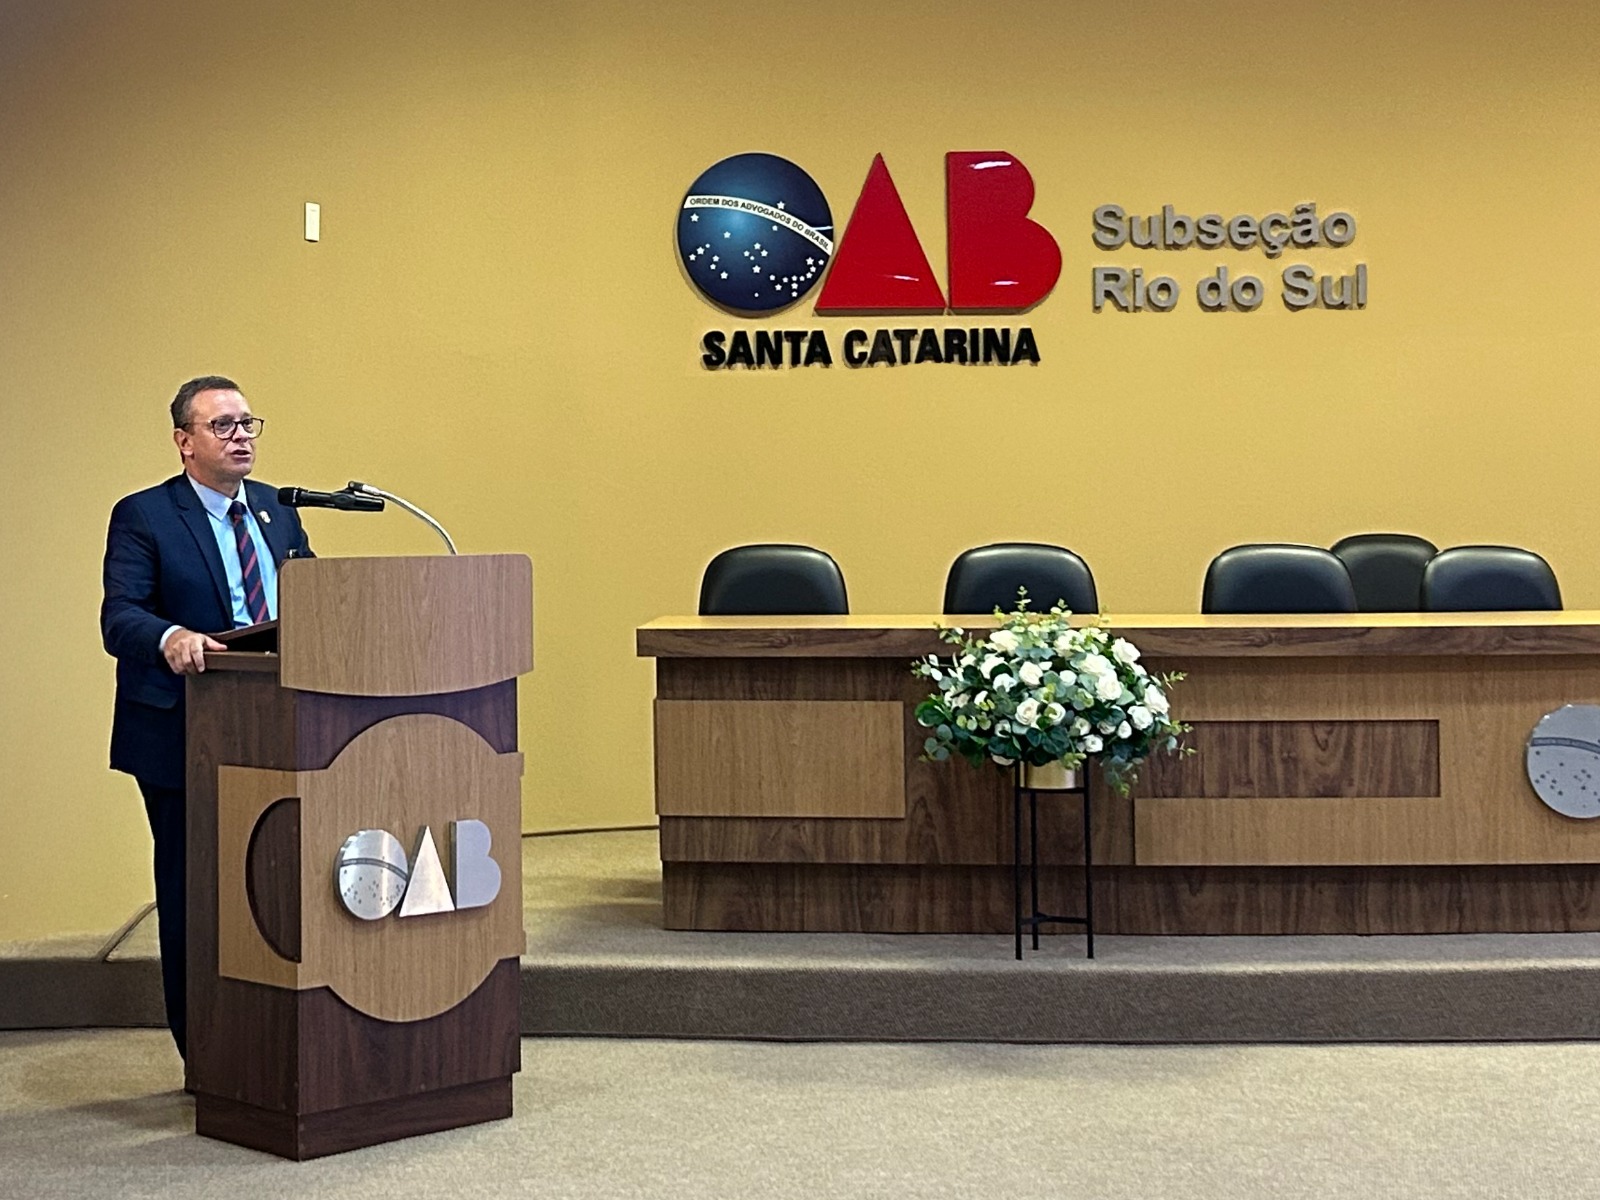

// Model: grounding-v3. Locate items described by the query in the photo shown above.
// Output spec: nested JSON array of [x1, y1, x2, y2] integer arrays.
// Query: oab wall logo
[[677, 152, 1370, 371], [678, 151, 1060, 369]]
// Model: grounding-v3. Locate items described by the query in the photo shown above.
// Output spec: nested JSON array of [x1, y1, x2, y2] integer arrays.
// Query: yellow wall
[[3, 0, 1598, 937]]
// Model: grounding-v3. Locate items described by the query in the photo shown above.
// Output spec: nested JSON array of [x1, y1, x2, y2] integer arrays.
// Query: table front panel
[[654, 699, 906, 818], [655, 657, 1132, 867], [1134, 655, 1600, 865]]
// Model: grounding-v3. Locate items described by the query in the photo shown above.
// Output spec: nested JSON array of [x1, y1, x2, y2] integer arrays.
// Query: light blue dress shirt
[[187, 474, 280, 627]]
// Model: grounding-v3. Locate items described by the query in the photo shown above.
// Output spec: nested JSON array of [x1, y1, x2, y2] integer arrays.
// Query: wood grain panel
[[655, 657, 1133, 866], [296, 959, 520, 1113], [194, 962, 518, 1153], [663, 862, 1600, 934], [295, 715, 525, 1023], [659, 792, 1124, 867], [298, 679, 520, 766], [189, 653, 523, 757], [214, 765, 302, 993], [280, 554, 533, 696], [655, 700, 905, 817], [197, 1077, 513, 1161], [1131, 654, 1600, 866], [213, 718, 525, 1021], [246, 798, 302, 962], [657, 656, 906, 702], [1140, 719, 1440, 798], [639, 612, 1600, 659], [201, 650, 280, 672], [188, 668, 297, 1101]]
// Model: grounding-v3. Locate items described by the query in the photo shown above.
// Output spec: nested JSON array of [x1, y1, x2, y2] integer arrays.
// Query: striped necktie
[[227, 500, 270, 625]]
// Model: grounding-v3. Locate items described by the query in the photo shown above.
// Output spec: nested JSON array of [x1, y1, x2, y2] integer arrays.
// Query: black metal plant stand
[[1011, 760, 1095, 960]]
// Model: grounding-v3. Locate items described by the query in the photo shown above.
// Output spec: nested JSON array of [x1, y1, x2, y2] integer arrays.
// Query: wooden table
[[637, 613, 1600, 934]]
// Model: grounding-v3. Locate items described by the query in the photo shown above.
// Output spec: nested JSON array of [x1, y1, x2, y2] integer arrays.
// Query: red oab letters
[[944, 151, 1061, 312], [814, 154, 947, 314]]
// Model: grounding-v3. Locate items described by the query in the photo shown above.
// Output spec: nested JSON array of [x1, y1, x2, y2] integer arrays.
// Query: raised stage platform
[[7, 830, 1600, 1043]]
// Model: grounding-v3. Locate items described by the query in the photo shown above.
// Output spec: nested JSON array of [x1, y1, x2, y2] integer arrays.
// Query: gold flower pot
[[1023, 761, 1077, 790]]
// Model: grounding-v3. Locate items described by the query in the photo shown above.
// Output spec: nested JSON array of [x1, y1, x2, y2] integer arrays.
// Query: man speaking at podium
[[100, 376, 312, 1060]]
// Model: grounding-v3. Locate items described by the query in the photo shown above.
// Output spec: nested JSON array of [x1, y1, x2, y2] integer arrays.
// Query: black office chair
[[943, 542, 1098, 614], [698, 544, 849, 615], [1202, 544, 1358, 613], [1330, 533, 1438, 612], [1422, 545, 1562, 611]]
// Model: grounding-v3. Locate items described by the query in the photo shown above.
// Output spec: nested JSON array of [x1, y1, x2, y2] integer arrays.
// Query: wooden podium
[[186, 555, 533, 1159]]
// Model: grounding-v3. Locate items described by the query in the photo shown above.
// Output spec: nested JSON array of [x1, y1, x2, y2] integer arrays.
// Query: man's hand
[[163, 628, 228, 675]]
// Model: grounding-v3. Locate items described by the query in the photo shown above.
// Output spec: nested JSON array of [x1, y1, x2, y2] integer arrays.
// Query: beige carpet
[[3, 1030, 1599, 1198]]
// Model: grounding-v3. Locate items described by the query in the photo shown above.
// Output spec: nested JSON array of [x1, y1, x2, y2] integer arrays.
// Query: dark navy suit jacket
[[100, 474, 313, 789]]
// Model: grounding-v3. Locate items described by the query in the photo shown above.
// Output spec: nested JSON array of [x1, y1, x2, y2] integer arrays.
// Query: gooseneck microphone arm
[[346, 481, 458, 555]]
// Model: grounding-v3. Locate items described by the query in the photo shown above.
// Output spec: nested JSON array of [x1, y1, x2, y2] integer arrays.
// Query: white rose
[[1116, 721, 1132, 739], [1111, 638, 1140, 665], [1017, 661, 1044, 687], [993, 674, 1016, 693], [1015, 698, 1041, 727], [1094, 673, 1123, 701], [1098, 720, 1118, 734], [959, 653, 976, 670], [1057, 669, 1077, 687], [1081, 734, 1103, 753], [949, 693, 970, 710], [989, 629, 1021, 653], [979, 654, 1004, 679], [1071, 717, 1091, 736], [1144, 684, 1169, 715], [1079, 653, 1112, 677], [1128, 705, 1153, 730], [1043, 702, 1067, 726]]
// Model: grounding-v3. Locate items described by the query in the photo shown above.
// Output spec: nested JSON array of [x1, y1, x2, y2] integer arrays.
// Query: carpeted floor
[[3, 1029, 1599, 1198]]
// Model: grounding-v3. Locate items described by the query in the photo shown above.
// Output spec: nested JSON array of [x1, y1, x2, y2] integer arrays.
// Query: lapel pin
[[258, 510, 272, 524]]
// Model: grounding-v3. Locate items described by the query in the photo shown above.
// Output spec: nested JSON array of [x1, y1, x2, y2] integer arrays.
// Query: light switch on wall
[[304, 201, 321, 242]]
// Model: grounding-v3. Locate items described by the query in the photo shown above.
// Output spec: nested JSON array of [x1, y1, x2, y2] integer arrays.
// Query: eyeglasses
[[186, 416, 265, 439]]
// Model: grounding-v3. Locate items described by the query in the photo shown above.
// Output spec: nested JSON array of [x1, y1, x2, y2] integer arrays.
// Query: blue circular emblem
[[677, 153, 833, 314]]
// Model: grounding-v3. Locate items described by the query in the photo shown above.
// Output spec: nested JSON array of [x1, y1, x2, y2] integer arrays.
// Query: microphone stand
[[345, 481, 458, 555]]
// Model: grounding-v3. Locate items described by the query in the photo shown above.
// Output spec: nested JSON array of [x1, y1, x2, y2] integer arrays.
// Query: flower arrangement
[[912, 593, 1189, 795]]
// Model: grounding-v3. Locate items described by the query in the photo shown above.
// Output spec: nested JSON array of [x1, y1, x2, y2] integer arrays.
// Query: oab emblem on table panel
[[216, 714, 525, 1023], [1528, 705, 1600, 819]]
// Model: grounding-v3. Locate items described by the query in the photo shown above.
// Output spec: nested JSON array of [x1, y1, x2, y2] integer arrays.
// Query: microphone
[[277, 486, 385, 512]]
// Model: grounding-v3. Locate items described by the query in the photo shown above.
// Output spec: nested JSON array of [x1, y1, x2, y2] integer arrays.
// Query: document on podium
[[213, 619, 278, 653]]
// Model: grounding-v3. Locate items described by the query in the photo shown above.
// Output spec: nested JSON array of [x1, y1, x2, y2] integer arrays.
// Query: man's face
[[174, 388, 255, 493]]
